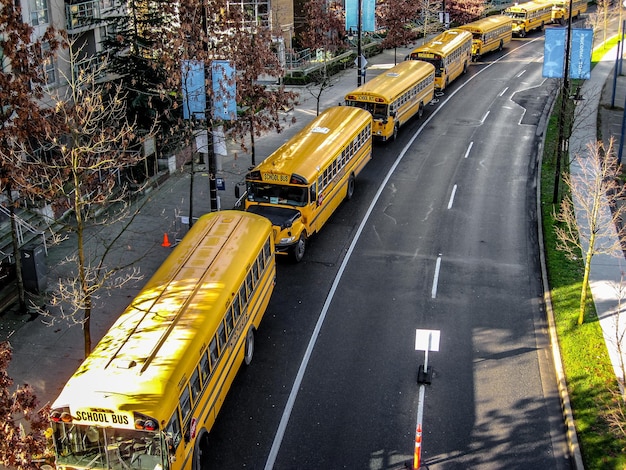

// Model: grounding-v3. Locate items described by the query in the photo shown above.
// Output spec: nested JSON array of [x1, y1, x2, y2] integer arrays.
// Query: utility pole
[[553, 0, 574, 204]]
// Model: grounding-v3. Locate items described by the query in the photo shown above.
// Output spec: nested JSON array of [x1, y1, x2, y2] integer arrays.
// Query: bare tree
[[586, 0, 618, 46], [555, 139, 626, 325], [417, 0, 444, 42], [226, 9, 298, 166], [0, 342, 50, 469], [377, 0, 421, 64], [0, 0, 59, 313], [22, 39, 150, 356], [300, 0, 345, 114]]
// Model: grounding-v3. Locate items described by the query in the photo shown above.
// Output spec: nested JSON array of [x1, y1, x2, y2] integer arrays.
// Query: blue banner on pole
[[212, 60, 237, 121], [570, 28, 593, 80], [362, 0, 375, 32], [543, 28, 566, 78], [182, 60, 206, 120], [345, 0, 376, 33]]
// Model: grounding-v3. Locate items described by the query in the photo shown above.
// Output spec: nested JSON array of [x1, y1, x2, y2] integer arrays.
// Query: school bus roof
[[51, 211, 272, 419], [250, 106, 372, 185], [344, 60, 435, 104], [410, 28, 472, 57], [506, 1, 552, 13], [457, 15, 512, 34]]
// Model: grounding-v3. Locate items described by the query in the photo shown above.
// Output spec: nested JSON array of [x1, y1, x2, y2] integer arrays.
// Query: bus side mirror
[[235, 185, 240, 199]]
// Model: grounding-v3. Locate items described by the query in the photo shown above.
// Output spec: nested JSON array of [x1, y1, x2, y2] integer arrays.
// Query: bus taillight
[[134, 412, 160, 431], [50, 408, 72, 423]]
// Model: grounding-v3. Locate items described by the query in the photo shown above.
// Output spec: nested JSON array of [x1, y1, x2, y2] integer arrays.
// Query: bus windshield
[[248, 182, 308, 206], [52, 422, 166, 470]]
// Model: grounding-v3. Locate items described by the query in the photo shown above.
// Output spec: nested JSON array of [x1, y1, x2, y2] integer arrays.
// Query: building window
[[30, 0, 49, 26], [41, 42, 56, 85]]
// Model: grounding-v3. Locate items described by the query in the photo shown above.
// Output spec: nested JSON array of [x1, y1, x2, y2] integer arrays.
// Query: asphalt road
[[204, 34, 571, 470]]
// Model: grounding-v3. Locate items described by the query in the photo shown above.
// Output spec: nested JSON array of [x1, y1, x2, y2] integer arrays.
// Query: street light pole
[[357, 0, 363, 86], [553, 0, 574, 204]]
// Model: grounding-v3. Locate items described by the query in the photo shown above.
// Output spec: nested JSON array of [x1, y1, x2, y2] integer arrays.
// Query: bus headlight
[[280, 236, 296, 244]]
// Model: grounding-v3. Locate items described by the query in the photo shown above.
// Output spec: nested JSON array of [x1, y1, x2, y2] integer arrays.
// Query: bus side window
[[246, 271, 254, 294], [232, 293, 241, 321], [209, 338, 218, 367], [264, 239, 272, 261], [239, 284, 248, 307], [200, 350, 210, 384], [165, 411, 183, 452], [190, 368, 201, 404], [179, 387, 192, 439], [225, 307, 234, 334], [217, 322, 227, 351]]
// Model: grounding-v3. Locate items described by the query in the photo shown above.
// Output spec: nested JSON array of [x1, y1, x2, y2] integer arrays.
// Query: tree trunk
[[5, 184, 26, 313], [189, 154, 195, 227], [250, 118, 256, 166], [578, 236, 595, 325], [74, 171, 92, 356]]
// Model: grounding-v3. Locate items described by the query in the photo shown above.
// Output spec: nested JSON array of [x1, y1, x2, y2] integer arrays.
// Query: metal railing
[[0, 205, 48, 256]]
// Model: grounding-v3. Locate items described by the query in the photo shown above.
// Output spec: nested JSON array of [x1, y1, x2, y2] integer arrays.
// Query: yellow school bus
[[245, 106, 372, 262], [344, 60, 435, 141], [543, 0, 587, 24], [458, 15, 513, 60], [504, 1, 553, 37], [408, 28, 472, 90], [49, 211, 276, 470]]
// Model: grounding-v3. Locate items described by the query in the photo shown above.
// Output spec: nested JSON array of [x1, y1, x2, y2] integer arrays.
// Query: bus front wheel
[[244, 328, 255, 365], [418, 103, 424, 119], [392, 124, 399, 141], [292, 234, 306, 262]]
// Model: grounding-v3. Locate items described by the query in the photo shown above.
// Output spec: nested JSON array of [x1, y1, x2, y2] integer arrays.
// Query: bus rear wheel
[[244, 328, 255, 365], [194, 430, 210, 470], [292, 233, 306, 262], [346, 174, 356, 200]]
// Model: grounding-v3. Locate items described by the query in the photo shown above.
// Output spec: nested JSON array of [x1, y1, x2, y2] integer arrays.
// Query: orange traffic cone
[[162, 233, 171, 247], [413, 424, 422, 470]]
